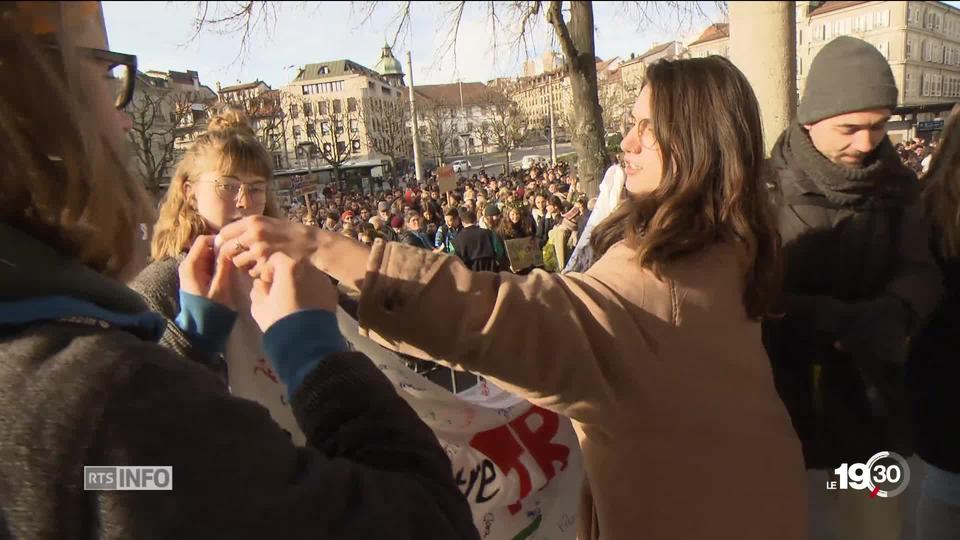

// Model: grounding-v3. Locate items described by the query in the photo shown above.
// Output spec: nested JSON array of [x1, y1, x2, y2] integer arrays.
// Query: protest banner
[[336, 308, 582, 540]]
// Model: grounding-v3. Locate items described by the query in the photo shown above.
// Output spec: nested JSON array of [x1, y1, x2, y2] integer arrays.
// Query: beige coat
[[357, 239, 807, 540]]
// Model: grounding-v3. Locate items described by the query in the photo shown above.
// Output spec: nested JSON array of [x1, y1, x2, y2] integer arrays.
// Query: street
[[443, 142, 575, 173]]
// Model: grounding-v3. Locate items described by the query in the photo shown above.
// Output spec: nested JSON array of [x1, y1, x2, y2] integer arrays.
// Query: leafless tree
[[364, 97, 412, 172], [287, 94, 367, 191], [127, 87, 196, 195], [417, 97, 457, 166], [485, 97, 528, 173]]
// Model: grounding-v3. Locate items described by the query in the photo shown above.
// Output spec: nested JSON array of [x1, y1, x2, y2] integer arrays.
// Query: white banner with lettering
[[336, 308, 582, 540]]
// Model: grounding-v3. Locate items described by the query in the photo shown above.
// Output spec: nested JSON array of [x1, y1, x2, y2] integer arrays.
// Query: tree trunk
[[548, 1, 608, 198], [729, 2, 797, 154], [566, 2, 607, 198]]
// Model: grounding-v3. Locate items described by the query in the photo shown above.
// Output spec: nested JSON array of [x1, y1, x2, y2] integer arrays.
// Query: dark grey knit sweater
[[0, 224, 479, 539], [128, 255, 228, 380]]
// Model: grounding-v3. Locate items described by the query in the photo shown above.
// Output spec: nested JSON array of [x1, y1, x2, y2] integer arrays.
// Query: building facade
[[282, 48, 409, 179], [413, 82, 509, 158], [797, 1, 960, 140], [684, 23, 730, 58], [125, 69, 216, 194]]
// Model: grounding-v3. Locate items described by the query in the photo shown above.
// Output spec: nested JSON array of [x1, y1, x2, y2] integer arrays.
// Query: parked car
[[451, 159, 471, 173], [521, 155, 548, 170]]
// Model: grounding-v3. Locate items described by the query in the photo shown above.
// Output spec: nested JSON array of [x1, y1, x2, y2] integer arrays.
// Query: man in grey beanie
[[763, 36, 942, 540]]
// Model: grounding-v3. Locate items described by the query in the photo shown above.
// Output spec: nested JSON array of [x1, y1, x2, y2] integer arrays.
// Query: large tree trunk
[[729, 2, 797, 154], [548, 1, 608, 198]]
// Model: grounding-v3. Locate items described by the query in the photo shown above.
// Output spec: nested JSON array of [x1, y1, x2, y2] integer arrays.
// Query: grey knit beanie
[[798, 36, 898, 125]]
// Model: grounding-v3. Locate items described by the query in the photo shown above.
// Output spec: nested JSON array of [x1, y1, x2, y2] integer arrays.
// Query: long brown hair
[[590, 56, 781, 320], [922, 107, 960, 258], [0, 2, 154, 280], [151, 107, 280, 260]]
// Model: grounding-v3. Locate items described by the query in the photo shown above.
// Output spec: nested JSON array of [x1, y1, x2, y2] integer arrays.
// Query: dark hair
[[459, 208, 477, 224], [326, 211, 339, 222], [922, 110, 960, 258], [548, 195, 564, 208], [444, 207, 460, 219], [590, 56, 781, 320]]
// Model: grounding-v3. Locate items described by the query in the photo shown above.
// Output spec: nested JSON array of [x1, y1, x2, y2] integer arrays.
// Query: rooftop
[[639, 41, 674, 61], [374, 44, 404, 77], [294, 60, 382, 82], [688, 23, 729, 47], [808, 1, 867, 17], [413, 82, 506, 107], [220, 80, 269, 93]]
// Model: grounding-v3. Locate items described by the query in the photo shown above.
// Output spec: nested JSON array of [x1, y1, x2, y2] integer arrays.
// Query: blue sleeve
[[434, 228, 444, 248], [261, 309, 349, 395], [174, 291, 238, 355]]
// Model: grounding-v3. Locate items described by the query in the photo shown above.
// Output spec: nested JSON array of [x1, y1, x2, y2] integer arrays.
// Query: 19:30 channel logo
[[826, 451, 911, 498]]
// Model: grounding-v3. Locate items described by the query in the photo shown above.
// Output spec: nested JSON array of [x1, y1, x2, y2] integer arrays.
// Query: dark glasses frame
[[84, 48, 137, 110]]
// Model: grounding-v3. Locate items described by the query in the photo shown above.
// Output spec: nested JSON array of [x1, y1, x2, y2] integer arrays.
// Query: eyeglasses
[[88, 48, 137, 110], [621, 113, 658, 150], [41, 37, 137, 110], [201, 179, 269, 203]]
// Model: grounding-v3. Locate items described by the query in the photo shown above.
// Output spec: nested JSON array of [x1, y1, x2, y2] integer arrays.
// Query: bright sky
[[102, 1, 723, 89]]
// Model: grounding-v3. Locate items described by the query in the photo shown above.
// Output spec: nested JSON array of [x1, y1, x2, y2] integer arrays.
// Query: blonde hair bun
[[206, 107, 254, 137]]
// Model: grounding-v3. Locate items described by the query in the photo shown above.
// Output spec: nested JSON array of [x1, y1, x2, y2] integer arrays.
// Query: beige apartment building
[[509, 68, 572, 134], [684, 23, 730, 59], [282, 46, 409, 183], [798, 1, 960, 140]]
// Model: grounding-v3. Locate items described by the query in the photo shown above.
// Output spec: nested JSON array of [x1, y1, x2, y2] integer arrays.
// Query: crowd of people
[[897, 136, 939, 176], [281, 161, 593, 274], [3, 4, 960, 540]]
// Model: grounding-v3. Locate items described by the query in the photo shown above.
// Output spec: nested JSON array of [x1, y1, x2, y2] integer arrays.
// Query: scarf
[[776, 122, 914, 207]]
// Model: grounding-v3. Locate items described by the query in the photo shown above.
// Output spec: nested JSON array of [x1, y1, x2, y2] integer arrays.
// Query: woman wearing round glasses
[[129, 108, 304, 442]]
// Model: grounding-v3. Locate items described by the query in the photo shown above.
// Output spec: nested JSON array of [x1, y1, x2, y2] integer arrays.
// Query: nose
[[621, 127, 641, 155], [852, 129, 877, 154], [235, 185, 250, 209]]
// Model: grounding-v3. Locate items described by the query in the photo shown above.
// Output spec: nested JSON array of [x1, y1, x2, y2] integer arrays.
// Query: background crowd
[[280, 161, 594, 274]]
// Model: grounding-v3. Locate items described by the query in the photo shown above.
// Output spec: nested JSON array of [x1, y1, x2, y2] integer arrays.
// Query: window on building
[[335, 120, 344, 134], [320, 121, 330, 135], [333, 99, 342, 114], [905, 72, 912, 96], [306, 123, 316, 137], [319, 100, 328, 115], [907, 38, 913, 60], [293, 125, 302, 139], [348, 97, 357, 112], [303, 102, 313, 116], [323, 142, 332, 154], [350, 119, 359, 132], [290, 104, 299, 119], [368, 81, 375, 90], [336, 141, 347, 155], [352, 139, 361, 151]]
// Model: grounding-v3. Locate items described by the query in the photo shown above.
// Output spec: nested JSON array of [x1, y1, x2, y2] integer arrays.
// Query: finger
[[218, 215, 263, 244], [230, 241, 272, 270], [249, 277, 270, 308], [210, 251, 236, 292], [219, 231, 260, 261], [185, 235, 215, 264]]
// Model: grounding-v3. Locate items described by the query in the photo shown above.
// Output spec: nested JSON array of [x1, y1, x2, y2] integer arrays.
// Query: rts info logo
[[826, 451, 911, 498]]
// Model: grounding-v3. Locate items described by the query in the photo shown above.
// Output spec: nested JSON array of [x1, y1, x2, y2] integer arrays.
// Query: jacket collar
[[0, 223, 163, 341]]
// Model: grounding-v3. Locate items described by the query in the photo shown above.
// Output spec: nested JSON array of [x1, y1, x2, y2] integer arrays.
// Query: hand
[[179, 235, 237, 310], [218, 215, 321, 279], [249, 252, 339, 332]]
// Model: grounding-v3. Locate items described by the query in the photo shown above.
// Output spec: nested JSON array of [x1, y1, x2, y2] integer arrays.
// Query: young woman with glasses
[[130, 108, 305, 443]]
